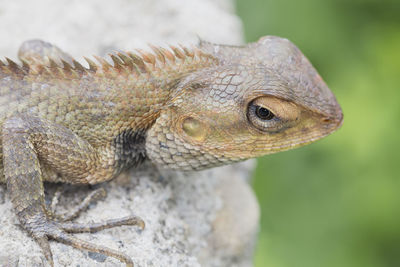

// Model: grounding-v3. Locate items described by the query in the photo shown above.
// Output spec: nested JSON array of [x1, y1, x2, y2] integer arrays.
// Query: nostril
[[321, 112, 343, 128], [321, 117, 332, 123]]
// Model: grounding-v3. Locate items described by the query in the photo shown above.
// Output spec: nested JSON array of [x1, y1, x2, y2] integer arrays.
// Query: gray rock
[[0, 0, 259, 266]]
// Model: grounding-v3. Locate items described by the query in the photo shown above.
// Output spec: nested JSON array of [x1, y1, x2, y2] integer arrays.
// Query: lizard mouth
[[248, 112, 343, 156], [270, 117, 342, 152], [322, 98, 343, 126]]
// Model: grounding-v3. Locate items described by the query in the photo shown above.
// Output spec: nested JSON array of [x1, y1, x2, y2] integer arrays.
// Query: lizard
[[0, 36, 343, 266]]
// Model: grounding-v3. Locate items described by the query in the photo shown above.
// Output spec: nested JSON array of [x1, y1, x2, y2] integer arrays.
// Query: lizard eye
[[255, 106, 275, 120], [247, 100, 281, 132]]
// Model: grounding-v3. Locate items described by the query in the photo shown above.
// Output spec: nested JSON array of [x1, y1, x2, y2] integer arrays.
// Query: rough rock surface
[[0, 0, 260, 266]]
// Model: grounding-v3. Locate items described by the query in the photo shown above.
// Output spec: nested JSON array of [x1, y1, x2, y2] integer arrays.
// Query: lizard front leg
[[2, 115, 143, 266]]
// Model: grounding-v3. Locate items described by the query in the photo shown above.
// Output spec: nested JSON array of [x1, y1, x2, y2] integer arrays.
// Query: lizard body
[[0, 36, 342, 266]]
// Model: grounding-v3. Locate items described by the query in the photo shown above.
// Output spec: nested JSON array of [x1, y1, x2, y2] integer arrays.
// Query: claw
[[60, 215, 145, 233], [23, 199, 143, 266], [136, 217, 145, 230], [32, 233, 54, 267], [48, 227, 134, 267], [51, 187, 108, 222], [30, 219, 137, 267]]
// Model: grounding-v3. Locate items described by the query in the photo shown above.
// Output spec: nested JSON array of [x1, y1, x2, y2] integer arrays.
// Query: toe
[[32, 233, 54, 267]]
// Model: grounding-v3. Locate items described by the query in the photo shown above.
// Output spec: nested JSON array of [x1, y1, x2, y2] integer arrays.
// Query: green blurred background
[[235, 0, 400, 266]]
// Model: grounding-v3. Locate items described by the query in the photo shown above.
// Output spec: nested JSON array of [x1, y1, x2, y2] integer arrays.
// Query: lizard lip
[[321, 110, 343, 129], [331, 106, 344, 129], [318, 97, 343, 130]]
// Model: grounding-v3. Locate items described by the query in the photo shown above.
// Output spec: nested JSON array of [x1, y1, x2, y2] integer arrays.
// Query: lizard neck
[[97, 45, 220, 129], [101, 46, 220, 172]]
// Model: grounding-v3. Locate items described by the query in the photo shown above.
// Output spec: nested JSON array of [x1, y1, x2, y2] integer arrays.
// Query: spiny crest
[[0, 45, 218, 79], [0, 57, 29, 76]]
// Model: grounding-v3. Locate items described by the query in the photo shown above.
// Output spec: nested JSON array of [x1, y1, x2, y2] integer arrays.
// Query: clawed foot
[[27, 188, 145, 267], [49, 187, 107, 222]]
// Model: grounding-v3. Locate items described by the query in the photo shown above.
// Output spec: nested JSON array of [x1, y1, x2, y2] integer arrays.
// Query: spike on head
[[60, 59, 73, 71], [110, 54, 124, 71], [127, 52, 148, 73], [170, 45, 185, 60], [3, 58, 26, 76], [20, 59, 30, 72], [181, 46, 194, 58], [136, 49, 156, 65], [72, 59, 86, 73], [5, 58, 20, 69], [94, 55, 112, 72], [160, 47, 175, 62], [48, 58, 59, 69], [116, 53, 134, 70], [149, 45, 166, 64], [84, 57, 98, 72]]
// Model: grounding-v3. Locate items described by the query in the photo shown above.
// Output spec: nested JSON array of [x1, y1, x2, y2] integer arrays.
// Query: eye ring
[[247, 101, 281, 132], [255, 106, 275, 120]]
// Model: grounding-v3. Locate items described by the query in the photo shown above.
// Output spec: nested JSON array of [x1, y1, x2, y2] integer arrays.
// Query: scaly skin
[[0, 37, 342, 266]]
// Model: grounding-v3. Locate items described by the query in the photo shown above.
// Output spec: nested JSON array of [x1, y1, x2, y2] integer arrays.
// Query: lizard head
[[146, 36, 343, 170]]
